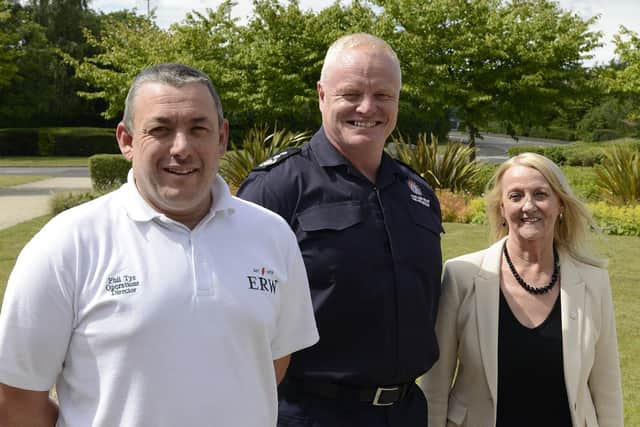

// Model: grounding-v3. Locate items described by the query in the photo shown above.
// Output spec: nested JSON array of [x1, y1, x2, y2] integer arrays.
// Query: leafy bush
[[51, 127, 119, 156], [466, 163, 497, 195], [219, 125, 310, 190], [389, 133, 481, 193], [50, 191, 100, 215], [507, 145, 547, 157], [594, 145, 640, 204], [0, 127, 117, 156], [560, 166, 600, 201], [0, 128, 39, 155], [89, 154, 130, 192], [589, 202, 640, 236]]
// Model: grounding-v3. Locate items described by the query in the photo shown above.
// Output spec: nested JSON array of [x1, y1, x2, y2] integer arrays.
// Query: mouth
[[521, 217, 541, 223], [165, 167, 197, 176], [348, 120, 380, 128]]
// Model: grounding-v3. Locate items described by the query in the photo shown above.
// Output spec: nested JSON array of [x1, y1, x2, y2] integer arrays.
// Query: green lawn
[[0, 175, 47, 188], [0, 157, 89, 167], [0, 220, 637, 424]]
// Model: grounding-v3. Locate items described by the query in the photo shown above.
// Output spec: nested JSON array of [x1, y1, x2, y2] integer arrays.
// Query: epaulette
[[253, 147, 302, 171]]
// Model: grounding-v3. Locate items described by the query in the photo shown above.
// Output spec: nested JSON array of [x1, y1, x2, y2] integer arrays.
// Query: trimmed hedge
[[89, 154, 130, 191], [0, 128, 40, 155], [0, 127, 118, 156]]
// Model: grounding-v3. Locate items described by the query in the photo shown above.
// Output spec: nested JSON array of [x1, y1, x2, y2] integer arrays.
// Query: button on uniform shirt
[[238, 128, 444, 386]]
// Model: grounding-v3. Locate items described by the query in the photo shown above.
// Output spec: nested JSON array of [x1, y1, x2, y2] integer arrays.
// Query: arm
[[273, 355, 291, 385], [589, 272, 624, 427], [0, 383, 58, 427], [418, 261, 462, 427]]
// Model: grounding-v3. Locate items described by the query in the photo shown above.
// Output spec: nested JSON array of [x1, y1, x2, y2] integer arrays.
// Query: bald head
[[320, 33, 401, 85]]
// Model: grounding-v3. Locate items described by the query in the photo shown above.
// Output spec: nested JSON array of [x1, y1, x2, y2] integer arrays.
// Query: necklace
[[503, 244, 560, 295]]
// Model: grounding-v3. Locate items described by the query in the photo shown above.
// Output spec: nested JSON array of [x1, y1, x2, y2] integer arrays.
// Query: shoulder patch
[[254, 148, 302, 171]]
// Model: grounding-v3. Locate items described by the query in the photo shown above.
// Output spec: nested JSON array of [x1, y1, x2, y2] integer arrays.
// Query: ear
[[317, 81, 325, 110], [116, 122, 134, 161], [217, 119, 229, 157]]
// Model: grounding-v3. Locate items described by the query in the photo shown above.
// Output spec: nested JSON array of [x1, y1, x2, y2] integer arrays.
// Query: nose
[[522, 196, 537, 211], [355, 94, 375, 114], [169, 131, 191, 158]]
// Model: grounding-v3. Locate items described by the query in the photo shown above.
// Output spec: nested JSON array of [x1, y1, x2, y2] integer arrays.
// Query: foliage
[[376, 0, 600, 155], [560, 166, 600, 202], [219, 125, 310, 190], [589, 202, 640, 237], [577, 98, 638, 141], [595, 145, 640, 204], [468, 163, 498, 196], [436, 190, 486, 224], [0, 127, 116, 156], [49, 191, 100, 215], [389, 133, 481, 192], [89, 154, 130, 192], [608, 27, 640, 119]]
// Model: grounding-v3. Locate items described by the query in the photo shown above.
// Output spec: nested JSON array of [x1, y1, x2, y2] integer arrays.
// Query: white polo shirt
[[0, 172, 318, 427]]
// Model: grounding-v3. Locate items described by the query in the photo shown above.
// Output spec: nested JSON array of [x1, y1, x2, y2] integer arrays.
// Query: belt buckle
[[372, 386, 399, 406]]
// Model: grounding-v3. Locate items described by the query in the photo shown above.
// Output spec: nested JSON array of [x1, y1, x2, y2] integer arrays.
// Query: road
[[0, 166, 89, 177], [448, 131, 570, 163]]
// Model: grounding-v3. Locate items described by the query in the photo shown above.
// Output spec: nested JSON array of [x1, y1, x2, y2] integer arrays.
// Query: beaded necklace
[[503, 244, 559, 295]]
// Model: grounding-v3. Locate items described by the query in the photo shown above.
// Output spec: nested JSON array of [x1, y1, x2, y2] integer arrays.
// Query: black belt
[[282, 378, 412, 406]]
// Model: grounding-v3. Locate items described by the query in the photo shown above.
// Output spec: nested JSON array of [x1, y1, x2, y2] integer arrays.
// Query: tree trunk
[[467, 123, 477, 161]]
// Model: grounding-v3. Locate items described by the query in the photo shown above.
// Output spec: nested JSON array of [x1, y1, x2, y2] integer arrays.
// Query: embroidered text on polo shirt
[[247, 267, 279, 294]]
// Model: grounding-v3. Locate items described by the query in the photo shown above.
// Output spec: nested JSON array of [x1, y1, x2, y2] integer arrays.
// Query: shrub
[[89, 154, 130, 192], [219, 125, 310, 190], [467, 163, 497, 195], [589, 202, 640, 236], [51, 127, 118, 156], [507, 145, 547, 157], [594, 145, 640, 204], [560, 166, 600, 202], [389, 133, 482, 193], [50, 191, 100, 215], [0, 128, 39, 155]]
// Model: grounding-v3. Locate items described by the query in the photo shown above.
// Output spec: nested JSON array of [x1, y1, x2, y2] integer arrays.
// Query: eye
[[146, 127, 171, 138], [340, 92, 360, 101], [508, 192, 522, 201], [191, 126, 210, 137]]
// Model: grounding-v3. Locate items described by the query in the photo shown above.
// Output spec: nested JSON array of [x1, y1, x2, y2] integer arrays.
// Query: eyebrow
[[146, 116, 211, 125]]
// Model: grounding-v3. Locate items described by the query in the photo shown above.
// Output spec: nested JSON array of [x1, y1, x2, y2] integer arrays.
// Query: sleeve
[[418, 260, 461, 427], [0, 228, 74, 391], [237, 172, 296, 224], [589, 271, 624, 427], [270, 227, 318, 359]]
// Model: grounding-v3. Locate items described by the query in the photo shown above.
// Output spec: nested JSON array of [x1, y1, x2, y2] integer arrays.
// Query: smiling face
[[317, 47, 401, 161], [116, 81, 228, 228], [500, 164, 563, 246]]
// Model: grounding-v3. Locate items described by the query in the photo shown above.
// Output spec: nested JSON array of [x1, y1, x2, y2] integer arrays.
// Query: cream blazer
[[419, 237, 623, 427]]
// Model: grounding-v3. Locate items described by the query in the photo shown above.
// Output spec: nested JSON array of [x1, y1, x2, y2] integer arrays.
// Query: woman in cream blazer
[[420, 153, 623, 427]]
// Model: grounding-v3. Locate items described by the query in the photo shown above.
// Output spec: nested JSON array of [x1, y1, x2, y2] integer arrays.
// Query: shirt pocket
[[408, 203, 444, 237], [297, 201, 363, 232]]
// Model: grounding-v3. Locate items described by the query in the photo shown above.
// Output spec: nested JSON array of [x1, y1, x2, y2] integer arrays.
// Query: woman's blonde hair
[[485, 152, 605, 267]]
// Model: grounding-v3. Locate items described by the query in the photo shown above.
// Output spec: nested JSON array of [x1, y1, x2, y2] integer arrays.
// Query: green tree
[[609, 27, 640, 119], [375, 0, 600, 156]]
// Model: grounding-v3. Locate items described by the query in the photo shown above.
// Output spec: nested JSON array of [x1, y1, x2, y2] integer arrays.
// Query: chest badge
[[407, 179, 430, 208]]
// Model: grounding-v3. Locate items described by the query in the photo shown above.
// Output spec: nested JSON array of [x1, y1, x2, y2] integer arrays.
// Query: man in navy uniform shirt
[[238, 33, 444, 426]]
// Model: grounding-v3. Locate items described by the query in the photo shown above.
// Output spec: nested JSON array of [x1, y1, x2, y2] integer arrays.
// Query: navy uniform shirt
[[237, 128, 443, 386]]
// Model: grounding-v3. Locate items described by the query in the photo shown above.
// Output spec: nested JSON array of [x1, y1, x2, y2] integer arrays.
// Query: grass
[[0, 220, 637, 424], [0, 157, 89, 167], [0, 175, 47, 188]]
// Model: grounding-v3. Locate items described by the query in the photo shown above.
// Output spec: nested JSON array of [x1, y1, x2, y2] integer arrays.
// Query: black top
[[237, 128, 444, 385], [497, 290, 573, 426]]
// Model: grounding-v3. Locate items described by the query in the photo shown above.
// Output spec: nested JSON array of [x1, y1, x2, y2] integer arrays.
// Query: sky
[[92, 0, 640, 66]]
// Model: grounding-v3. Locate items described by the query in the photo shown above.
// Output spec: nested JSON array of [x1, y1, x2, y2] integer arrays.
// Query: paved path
[[0, 177, 92, 230]]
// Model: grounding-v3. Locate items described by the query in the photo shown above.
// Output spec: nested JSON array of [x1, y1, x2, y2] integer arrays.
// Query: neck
[[505, 237, 555, 266], [329, 141, 382, 184]]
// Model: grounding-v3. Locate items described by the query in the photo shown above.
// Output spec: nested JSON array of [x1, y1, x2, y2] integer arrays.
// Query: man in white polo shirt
[[0, 63, 319, 427]]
